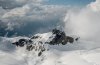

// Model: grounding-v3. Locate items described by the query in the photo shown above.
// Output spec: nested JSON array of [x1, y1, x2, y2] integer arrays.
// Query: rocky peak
[[12, 29, 79, 56]]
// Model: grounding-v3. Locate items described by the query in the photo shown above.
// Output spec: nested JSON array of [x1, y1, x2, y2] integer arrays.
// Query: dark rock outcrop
[[12, 39, 28, 47], [49, 29, 77, 45]]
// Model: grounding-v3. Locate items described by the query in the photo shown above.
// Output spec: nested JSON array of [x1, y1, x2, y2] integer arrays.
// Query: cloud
[[88, 0, 100, 12], [0, 0, 44, 9], [2, 5, 30, 18], [0, 0, 67, 36], [64, 0, 100, 42]]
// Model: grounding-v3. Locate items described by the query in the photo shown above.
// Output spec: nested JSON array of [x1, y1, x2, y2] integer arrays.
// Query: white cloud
[[88, 0, 100, 12], [0, 0, 67, 36], [2, 5, 30, 18], [64, 0, 100, 42]]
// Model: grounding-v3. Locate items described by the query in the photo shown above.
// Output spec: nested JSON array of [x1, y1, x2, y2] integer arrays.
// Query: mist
[[64, 0, 100, 42]]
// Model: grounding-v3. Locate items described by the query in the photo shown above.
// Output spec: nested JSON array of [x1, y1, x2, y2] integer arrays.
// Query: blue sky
[[46, 0, 95, 6]]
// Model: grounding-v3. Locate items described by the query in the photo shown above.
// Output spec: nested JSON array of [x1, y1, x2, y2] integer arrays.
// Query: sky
[[46, 0, 95, 6]]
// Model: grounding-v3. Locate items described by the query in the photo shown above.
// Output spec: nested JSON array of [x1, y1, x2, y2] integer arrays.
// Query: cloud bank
[[64, 0, 100, 42], [0, 0, 67, 36]]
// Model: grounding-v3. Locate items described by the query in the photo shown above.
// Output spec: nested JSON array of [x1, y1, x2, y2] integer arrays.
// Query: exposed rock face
[[49, 29, 75, 45], [12, 29, 79, 56]]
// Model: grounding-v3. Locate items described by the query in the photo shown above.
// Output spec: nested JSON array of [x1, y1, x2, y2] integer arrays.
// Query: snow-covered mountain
[[11, 29, 79, 56], [0, 29, 100, 65]]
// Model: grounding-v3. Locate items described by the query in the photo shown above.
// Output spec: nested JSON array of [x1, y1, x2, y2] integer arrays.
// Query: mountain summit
[[12, 29, 79, 56]]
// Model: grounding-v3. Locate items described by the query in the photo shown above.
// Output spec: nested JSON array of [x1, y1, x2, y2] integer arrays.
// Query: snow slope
[[0, 32, 100, 65]]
